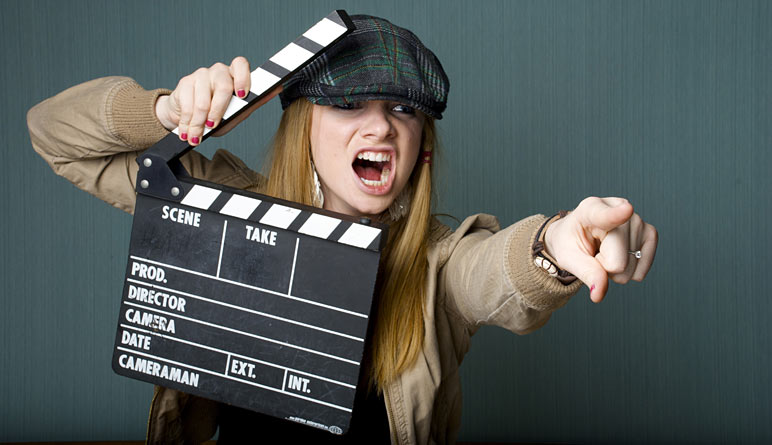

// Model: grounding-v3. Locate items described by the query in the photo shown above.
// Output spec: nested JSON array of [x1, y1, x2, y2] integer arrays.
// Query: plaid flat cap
[[280, 15, 449, 119]]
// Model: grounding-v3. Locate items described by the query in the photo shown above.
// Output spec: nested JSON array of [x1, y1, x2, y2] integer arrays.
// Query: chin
[[354, 205, 389, 219], [349, 197, 392, 219]]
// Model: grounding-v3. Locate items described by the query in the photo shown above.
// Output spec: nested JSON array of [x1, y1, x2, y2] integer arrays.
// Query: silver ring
[[628, 250, 642, 259]]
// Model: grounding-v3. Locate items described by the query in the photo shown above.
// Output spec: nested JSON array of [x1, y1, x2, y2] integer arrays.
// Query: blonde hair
[[261, 99, 435, 391]]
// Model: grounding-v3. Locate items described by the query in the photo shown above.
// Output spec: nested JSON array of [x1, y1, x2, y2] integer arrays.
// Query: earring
[[312, 163, 324, 208], [388, 183, 412, 221]]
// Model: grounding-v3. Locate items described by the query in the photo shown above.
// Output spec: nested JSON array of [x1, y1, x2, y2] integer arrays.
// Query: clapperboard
[[111, 10, 386, 435]]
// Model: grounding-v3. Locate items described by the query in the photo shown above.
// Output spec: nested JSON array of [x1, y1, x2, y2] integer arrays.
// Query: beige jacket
[[28, 77, 582, 444]]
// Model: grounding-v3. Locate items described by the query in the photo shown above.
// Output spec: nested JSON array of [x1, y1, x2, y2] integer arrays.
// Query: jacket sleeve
[[27, 76, 262, 214], [436, 213, 583, 335]]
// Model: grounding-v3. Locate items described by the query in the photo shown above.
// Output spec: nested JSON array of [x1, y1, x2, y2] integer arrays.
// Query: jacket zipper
[[384, 385, 400, 445]]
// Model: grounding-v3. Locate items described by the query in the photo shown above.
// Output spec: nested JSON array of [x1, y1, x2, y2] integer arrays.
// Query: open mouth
[[352, 151, 392, 187]]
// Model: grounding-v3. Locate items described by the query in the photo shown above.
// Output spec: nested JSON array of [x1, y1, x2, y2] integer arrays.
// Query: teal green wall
[[2, 0, 770, 442]]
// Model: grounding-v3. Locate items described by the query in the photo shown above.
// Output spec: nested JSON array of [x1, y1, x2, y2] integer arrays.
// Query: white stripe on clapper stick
[[338, 223, 380, 249], [220, 194, 261, 220], [259, 204, 301, 229], [270, 42, 315, 72], [180, 185, 221, 210], [303, 17, 348, 46], [250, 68, 281, 96], [298, 213, 341, 239]]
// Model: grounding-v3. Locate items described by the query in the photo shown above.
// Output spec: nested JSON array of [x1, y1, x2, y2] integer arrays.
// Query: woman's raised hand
[[154, 57, 251, 145], [544, 197, 658, 303]]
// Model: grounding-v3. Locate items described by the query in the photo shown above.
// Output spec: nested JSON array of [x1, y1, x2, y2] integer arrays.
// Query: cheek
[[310, 112, 335, 167], [310, 110, 354, 163], [310, 119, 351, 182], [403, 125, 423, 168], [309, 108, 322, 162]]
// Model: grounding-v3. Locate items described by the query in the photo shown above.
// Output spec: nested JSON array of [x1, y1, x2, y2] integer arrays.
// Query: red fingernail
[[180, 132, 187, 140], [191, 136, 199, 144], [590, 284, 596, 293], [237, 89, 246, 98], [205, 119, 215, 128]]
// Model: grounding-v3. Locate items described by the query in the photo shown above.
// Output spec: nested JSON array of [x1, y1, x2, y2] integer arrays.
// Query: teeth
[[360, 168, 391, 187], [360, 178, 385, 186], [356, 151, 391, 162]]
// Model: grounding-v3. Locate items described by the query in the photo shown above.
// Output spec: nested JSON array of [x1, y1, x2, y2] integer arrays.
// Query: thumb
[[562, 252, 610, 303], [579, 197, 634, 234]]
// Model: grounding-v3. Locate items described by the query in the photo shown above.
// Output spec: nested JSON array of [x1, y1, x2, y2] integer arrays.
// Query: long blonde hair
[[261, 99, 436, 391]]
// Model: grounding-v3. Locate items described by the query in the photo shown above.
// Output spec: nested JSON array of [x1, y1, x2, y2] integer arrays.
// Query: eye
[[392, 104, 416, 115], [332, 102, 360, 110]]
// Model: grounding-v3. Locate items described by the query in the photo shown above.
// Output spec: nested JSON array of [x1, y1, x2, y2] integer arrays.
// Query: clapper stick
[[112, 10, 389, 435], [136, 10, 355, 202]]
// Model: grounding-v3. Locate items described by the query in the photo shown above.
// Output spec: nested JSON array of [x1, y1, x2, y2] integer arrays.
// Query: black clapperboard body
[[111, 11, 387, 435]]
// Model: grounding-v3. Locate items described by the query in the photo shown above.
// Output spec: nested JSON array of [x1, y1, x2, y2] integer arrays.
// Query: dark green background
[[2, 0, 770, 443]]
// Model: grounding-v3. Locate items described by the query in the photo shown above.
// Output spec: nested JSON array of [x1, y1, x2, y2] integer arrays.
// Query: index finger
[[230, 56, 251, 98]]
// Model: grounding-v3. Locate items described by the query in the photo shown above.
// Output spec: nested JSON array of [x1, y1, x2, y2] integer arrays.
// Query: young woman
[[28, 14, 657, 445]]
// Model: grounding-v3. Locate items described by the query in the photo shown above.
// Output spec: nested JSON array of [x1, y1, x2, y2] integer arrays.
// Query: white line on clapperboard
[[288, 238, 298, 295], [216, 220, 228, 278], [121, 323, 355, 389], [129, 255, 368, 319], [126, 277, 363, 342], [123, 301, 359, 365], [116, 346, 351, 413]]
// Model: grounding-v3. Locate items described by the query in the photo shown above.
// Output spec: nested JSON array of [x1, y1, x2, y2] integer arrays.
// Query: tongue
[[354, 164, 382, 181]]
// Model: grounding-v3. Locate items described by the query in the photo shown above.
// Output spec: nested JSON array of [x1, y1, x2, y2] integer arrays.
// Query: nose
[[360, 102, 395, 140]]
